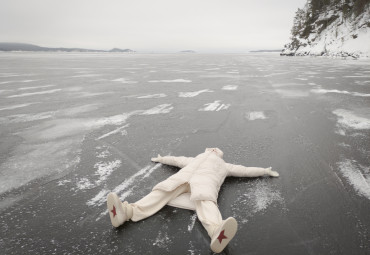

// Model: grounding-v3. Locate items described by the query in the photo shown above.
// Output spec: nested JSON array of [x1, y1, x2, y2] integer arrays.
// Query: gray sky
[[0, 0, 307, 52]]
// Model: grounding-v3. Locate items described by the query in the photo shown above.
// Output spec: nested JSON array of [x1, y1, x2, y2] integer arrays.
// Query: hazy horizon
[[1, 0, 307, 53]]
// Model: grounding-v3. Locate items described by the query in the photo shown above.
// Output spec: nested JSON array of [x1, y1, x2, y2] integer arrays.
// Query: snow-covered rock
[[281, 0, 370, 58]]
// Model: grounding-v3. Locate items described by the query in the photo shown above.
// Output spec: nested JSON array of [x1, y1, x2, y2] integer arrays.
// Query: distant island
[[249, 49, 282, 53], [179, 50, 196, 53], [0, 42, 135, 53]]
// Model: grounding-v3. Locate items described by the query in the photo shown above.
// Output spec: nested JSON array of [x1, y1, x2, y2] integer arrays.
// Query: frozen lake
[[0, 52, 369, 254]]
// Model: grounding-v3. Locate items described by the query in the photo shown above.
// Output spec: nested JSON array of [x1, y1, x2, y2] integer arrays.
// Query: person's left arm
[[226, 163, 279, 177]]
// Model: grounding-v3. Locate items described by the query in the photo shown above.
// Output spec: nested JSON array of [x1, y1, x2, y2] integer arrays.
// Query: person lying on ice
[[107, 148, 279, 253]]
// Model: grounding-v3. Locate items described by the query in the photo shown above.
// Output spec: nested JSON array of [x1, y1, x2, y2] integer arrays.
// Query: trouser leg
[[130, 183, 190, 222], [195, 200, 223, 238]]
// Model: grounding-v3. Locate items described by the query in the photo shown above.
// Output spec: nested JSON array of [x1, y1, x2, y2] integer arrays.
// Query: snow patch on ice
[[231, 181, 283, 223], [311, 88, 370, 97], [153, 231, 171, 249], [77, 160, 121, 190], [148, 79, 192, 83], [178, 89, 213, 98], [96, 146, 111, 159], [222, 85, 238, 91], [338, 159, 370, 200], [7, 89, 62, 98], [333, 109, 370, 130], [199, 101, 230, 111], [94, 160, 121, 185], [141, 104, 173, 115], [246, 111, 267, 120]]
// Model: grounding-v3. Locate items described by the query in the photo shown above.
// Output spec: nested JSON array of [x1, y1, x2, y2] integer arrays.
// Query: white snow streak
[[18, 85, 56, 91], [222, 85, 238, 91], [188, 213, 197, 232], [7, 89, 62, 98], [311, 89, 370, 97], [96, 124, 129, 140], [0, 103, 36, 111], [111, 78, 138, 84], [137, 93, 167, 99], [148, 79, 192, 83]]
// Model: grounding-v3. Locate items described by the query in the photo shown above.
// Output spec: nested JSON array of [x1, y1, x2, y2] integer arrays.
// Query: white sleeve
[[157, 156, 193, 168], [226, 163, 278, 177]]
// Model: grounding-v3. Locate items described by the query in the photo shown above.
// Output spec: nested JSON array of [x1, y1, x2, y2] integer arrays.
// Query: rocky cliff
[[281, 0, 370, 58]]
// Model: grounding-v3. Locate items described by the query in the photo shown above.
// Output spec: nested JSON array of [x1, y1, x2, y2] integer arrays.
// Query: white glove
[[151, 154, 162, 162], [266, 167, 279, 177]]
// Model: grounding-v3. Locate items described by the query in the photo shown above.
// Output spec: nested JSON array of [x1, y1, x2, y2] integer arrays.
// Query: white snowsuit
[[128, 148, 279, 238]]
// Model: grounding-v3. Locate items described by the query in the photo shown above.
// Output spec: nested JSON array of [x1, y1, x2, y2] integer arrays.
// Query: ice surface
[[275, 89, 309, 98]]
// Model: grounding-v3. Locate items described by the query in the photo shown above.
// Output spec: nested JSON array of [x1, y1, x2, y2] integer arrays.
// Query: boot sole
[[107, 192, 126, 227], [210, 217, 238, 253]]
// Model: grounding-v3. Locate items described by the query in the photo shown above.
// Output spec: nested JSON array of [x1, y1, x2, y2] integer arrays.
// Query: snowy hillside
[[281, 0, 370, 58]]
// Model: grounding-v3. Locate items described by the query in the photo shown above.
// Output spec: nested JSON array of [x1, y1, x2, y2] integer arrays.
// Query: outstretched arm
[[151, 154, 193, 168], [226, 163, 279, 177]]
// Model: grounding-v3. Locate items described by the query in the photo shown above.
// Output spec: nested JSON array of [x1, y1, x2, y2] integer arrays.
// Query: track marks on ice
[[91, 163, 162, 220]]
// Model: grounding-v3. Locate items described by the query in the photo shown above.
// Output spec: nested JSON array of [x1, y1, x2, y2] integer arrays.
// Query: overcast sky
[[0, 0, 307, 52]]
